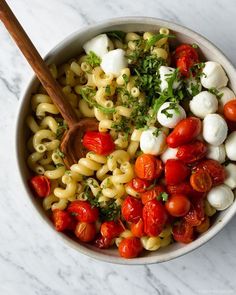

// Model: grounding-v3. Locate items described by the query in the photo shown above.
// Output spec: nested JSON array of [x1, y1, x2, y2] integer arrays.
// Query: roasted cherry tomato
[[174, 44, 199, 61], [100, 221, 123, 239], [165, 194, 191, 217], [94, 235, 112, 249], [29, 175, 50, 197], [141, 185, 165, 205], [121, 196, 143, 223], [172, 221, 194, 243], [196, 216, 210, 233], [167, 182, 193, 196], [52, 209, 73, 232], [184, 198, 204, 226], [176, 55, 196, 77], [131, 218, 144, 238], [82, 131, 115, 155], [223, 99, 236, 122], [134, 154, 163, 181], [190, 169, 212, 192], [143, 199, 168, 237], [167, 117, 201, 148], [126, 178, 150, 193], [195, 159, 226, 186], [75, 222, 96, 242], [118, 237, 143, 259], [176, 140, 207, 163], [67, 201, 99, 223], [165, 159, 190, 185]]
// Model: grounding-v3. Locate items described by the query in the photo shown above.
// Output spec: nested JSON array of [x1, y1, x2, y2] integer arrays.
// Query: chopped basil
[[85, 51, 101, 67]]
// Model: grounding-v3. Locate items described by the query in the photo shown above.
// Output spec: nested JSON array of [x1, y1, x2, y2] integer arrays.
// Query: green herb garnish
[[105, 85, 111, 95], [85, 51, 101, 68], [106, 30, 126, 42], [145, 34, 175, 50], [157, 192, 169, 202], [208, 87, 223, 100], [56, 149, 65, 158]]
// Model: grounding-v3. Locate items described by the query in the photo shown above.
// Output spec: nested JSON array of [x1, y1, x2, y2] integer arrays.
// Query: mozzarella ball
[[83, 34, 109, 58], [217, 87, 236, 113], [201, 61, 228, 89], [225, 131, 236, 161], [159, 66, 181, 92], [189, 91, 218, 119], [186, 77, 202, 96], [224, 164, 236, 189], [157, 102, 186, 128], [206, 144, 226, 164], [207, 184, 234, 211], [203, 114, 228, 146], [101, 49, 128, 77], [160, 147, 178, 163], [140, 128, 166, 155]]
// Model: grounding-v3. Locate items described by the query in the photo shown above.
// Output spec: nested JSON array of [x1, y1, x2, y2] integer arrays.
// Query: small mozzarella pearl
[[157, 102, 186, 128], [159, 66, 181, 92], [101, 49, 128, 77], [217, 87, 236, 113], [140, 128, 166, 155], [201, 61, 228, 89], [189, 91, 218, 119], [83, 34, 109, 58], [203, 114, 228, 146], [206, 144, 226, 164], [224, 164, 236, 189], [207, 184, 234, 211], [225, 131, 236, 161], [160, 147, 178, 163]]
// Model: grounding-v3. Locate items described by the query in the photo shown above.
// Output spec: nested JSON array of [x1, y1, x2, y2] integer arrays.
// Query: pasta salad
[[26, 28, 236, 259]]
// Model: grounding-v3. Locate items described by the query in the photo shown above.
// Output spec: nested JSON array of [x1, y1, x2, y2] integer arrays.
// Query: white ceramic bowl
[[15, 17, 236, 264]]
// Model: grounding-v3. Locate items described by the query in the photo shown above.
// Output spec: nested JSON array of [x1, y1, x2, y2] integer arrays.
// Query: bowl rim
[[15, 16, 236, 265]]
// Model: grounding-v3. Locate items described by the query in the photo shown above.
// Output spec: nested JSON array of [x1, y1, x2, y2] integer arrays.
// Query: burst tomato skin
[[176, 55, 196, 77], [134, 154, 163, 181], [29, 175, 50, 197], [67, 201, 99, 223], [172, 221, 194, 243], [190, 169, 212, 192], [165, 194, 191, 217], [174, 44, 199, 61], [195, 159, 226, 186], [127, 178, 150, 193], [118, 237, 143, 258], [94, 235, 112, 249], [184, 198, 205, 226], [141, 185, 165, 205], [167, 182, 193, 196], [176, 140, 207, 163], [100, 221, 123, 239], [52, 209, 73, 232], [131, 218, 144, 238], [82, 131, 115, 155], [167, 117, 201, 148], [223, 99, 236, 122], [165, 159, 190, 185], [121, 196, 143, 223], [143, 199, 168, 237], [75, 222, 96, 242]]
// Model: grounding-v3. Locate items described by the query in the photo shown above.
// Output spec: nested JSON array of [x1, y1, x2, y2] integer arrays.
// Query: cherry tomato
[[184, 198, 204, 226], [131, 218, 144, 238], [176, 140, 207, 163], [165, 194, 190, 217], [167, 182, 193, 196], [143, 199, 168, 237], [134, 154, 163, 181], [141, 185, 165, 205], [29, 175, 50, 197], [75, 222, 96, 242], [172, 221, 194, 243], [82, 131, 115, 155], [196, 216, 210, 233], [94, 235, 112, 249], [195, 159, 226, 186], [67, 201, 99, 223], [174, 44, 199, 61], [190, 169, 212, 192], [167, 117, 201, 148], [100, 221, 123, 239], [176, 55, 196, 77], [223, 99, 236, 122], [118, 237, 143, 259], [165, 159, 190, 185], [121, 196, 143, 223], [126, 178, 150, 193], [52, 209, 73, 232]]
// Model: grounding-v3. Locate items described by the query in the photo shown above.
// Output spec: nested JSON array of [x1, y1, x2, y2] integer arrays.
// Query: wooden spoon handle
[[0, 0, 78, 127]]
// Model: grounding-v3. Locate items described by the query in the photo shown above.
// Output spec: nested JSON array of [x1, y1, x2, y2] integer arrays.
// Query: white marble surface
[[1, 0, 236, 294]]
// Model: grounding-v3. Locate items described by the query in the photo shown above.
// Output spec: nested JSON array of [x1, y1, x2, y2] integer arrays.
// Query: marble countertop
[[1, 0, 236, 294]]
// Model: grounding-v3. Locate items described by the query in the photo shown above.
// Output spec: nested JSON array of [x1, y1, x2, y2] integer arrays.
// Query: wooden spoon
[[0, 0, 98, 167]]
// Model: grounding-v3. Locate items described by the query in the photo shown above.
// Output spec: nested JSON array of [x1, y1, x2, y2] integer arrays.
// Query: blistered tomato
[[75, 222, 96, 242], [134, 154, 163, 181], [165, 159, 190, 185], [67, 201, 99, 223], [118, 237, 143, 258], [29, 175, 50, 197], [121, 196, 143, 223], [165, 194, 191, 217], [82, 131, 115, 155]]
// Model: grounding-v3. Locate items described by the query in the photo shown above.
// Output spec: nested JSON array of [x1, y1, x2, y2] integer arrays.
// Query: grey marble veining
[[1, 0, 236, 294]]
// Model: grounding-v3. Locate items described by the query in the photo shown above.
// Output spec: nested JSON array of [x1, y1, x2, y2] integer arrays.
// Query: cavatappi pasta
[[27, 28, 235, 259]]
